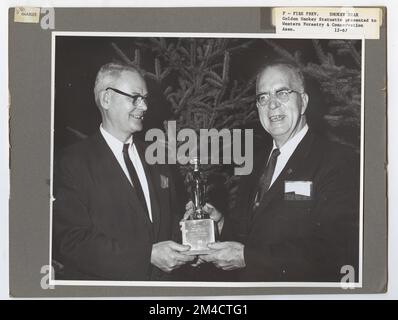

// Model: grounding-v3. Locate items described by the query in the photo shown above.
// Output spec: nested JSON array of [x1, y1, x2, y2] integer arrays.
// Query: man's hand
[[151, 241, 195, 273], [199, 242, 245, 271], [184, 201, 224, 233]]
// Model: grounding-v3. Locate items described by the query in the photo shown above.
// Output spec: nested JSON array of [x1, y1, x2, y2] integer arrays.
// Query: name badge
[[284, 181, 313, 200]]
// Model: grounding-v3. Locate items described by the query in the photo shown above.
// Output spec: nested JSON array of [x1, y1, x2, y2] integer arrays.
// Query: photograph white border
[[49, 31, 365, 288]]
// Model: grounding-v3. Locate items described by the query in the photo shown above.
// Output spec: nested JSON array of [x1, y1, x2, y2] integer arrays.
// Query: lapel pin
[[160, 175, 169, 189]]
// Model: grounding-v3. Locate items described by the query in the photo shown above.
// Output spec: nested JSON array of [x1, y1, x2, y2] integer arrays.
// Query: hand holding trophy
[[180, 158, 217, 255]]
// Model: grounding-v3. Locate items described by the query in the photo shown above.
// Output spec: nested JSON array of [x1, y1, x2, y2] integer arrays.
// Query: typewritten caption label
[[273, 7, 382, 39]]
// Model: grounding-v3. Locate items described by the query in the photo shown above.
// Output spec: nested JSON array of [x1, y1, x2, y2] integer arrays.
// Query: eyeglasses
[[106, 87, 149, 107], [256, 89, 303, 107]]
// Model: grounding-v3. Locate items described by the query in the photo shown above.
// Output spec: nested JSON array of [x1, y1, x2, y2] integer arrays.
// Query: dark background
[[54, 36, 361, 152], [54, 36, 362, 211]]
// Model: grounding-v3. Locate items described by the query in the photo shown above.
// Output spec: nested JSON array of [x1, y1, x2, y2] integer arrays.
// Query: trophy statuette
[[180, 158, 216, 255]]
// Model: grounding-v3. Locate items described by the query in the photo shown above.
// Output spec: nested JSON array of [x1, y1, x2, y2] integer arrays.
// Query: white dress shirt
[[268, 124, 309, 188], [100, 125, 153, 222]]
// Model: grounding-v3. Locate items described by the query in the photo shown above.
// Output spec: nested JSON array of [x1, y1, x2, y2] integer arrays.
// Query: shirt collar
[[272, 124, 309, 154], [100, 124, 133, 155]]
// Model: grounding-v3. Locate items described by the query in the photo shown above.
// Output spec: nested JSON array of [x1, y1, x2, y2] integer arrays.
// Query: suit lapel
[[251, 130, 315, 224], [134, 140, 162, 241], [233, 145, 271, 232], [94, 132, 154, 235]]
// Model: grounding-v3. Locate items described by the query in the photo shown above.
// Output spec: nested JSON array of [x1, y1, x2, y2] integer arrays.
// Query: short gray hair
[[256, 59, 306, 92], [93, 62, 142, 108]]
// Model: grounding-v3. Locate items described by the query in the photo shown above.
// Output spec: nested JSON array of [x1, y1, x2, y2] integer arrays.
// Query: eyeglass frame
[[106, 87, 149, 107], [256, 88, 304, 107]]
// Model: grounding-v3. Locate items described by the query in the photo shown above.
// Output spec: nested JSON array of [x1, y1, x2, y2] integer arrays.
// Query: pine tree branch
[[111, 42, 133, 65]]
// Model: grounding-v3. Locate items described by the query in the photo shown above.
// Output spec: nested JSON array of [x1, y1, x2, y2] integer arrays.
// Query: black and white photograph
[[49, 33, 363, 286]]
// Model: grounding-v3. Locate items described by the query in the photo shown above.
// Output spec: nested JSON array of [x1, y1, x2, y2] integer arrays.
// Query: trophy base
[[180, 218, 216, 255], [182, 249, 212, 256]]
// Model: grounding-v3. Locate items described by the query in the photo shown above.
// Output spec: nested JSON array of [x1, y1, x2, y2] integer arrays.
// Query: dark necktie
[[253, 148, 281, 209], [122, 143, 149, 215]]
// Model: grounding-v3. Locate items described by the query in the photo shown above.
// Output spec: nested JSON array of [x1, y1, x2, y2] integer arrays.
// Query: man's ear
[[99, 89, 111, 110], [301, 92, 309, 115]]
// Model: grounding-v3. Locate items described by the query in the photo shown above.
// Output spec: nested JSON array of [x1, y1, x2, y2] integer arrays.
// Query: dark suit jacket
[[52, 131, 181, 281], [222, 130, 360, 282]]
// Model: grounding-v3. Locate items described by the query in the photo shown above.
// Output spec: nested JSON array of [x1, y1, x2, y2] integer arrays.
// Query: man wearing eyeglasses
[[52, 62, 195, 281], [195, 59, 359, 282]]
